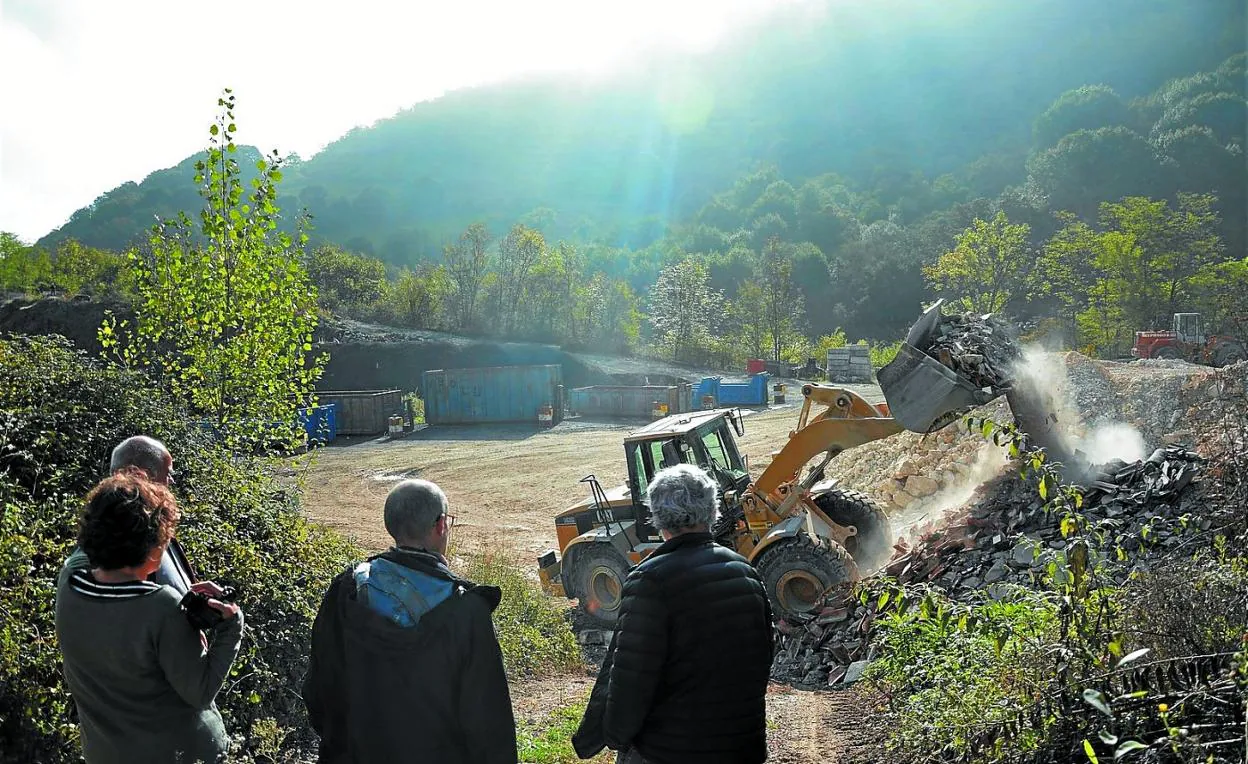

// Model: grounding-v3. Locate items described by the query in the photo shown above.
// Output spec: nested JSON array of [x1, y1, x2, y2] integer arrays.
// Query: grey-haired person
[[573, 464, 774, 764], [303, 478, 517, 763], [109, 435, 194, 593]]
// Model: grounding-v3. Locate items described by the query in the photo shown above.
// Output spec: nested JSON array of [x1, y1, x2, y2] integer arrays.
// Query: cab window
[[702, 429, 729, 469], [631, 443, 648, 497]]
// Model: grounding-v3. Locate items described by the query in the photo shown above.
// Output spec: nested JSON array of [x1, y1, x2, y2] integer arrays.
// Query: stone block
[[904, 475, 940, 497]]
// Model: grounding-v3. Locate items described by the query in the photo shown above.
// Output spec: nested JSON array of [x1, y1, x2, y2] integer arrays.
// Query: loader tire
[[813, 488, 894, 572], [1214, 342, 1245, 368], [1154, 346, 1181, 360], [570, 545, 631, 628], [755, 533, 856, 622]]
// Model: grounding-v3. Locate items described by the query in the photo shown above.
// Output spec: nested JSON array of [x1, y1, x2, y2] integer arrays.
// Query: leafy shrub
[[0, 335, 359, 763], [868, 339, 903, 369], [461, 550, 581, 678], [866, 587, 1057, 759]]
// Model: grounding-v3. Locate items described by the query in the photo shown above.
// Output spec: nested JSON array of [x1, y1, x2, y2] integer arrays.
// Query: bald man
[[303, 479, 516, 764], [109, 436, 194, 594]]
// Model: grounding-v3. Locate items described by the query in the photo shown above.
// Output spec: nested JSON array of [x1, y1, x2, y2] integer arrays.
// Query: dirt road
[[300, 389, 883, 558], [299, 388, 887, 764]]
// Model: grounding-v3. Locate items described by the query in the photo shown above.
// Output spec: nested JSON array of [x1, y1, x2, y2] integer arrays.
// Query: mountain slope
[[36, 0, 1246, 261]]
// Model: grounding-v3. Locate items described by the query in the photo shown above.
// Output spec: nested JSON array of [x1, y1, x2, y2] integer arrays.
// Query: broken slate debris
[[770, 446, 1207, 688], [924, 312, 1022, 394]]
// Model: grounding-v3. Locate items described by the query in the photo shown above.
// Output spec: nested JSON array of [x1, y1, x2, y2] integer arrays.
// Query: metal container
[[567, 384, 692, 419], [422, 364, 564, 425], [745, 358, 767, 375], [298, 403, 338, 444], [696, 373, 770, 406], [317, 390, 405, 436]]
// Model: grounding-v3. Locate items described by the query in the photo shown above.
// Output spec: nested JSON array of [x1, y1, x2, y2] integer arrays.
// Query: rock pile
[[772, 446, 1211, 688], [830, 354, 1244, 518]]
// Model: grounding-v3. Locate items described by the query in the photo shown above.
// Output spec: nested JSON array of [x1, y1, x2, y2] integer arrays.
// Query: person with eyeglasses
[[109, 436, 228, 599], [303, 478, 517, 764]]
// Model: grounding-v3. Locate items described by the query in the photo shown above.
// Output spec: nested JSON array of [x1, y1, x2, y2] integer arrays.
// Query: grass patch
[[517, 702, 613, 764], [461, 550, 582, 678]]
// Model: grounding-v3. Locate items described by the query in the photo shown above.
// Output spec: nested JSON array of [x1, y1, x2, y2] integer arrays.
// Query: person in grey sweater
[[54, 470, 244, 764]]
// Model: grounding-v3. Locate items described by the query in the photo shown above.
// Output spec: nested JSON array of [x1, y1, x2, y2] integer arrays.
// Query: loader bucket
[[877, 300, 997, 433]]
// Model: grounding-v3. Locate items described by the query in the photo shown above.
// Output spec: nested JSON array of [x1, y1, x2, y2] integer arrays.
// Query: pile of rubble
[[833, 353, 1241, 519], [772, 445, 1211, 688]]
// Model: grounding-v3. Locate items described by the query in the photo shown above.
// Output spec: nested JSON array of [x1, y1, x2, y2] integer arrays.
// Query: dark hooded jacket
[[572, 532, 773, 764], [302, 547, 517, 764]]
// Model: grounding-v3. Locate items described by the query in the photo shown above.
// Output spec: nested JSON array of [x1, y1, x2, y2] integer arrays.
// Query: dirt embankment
[[0, 296, 125, 354], [0, 297, 718, 392]]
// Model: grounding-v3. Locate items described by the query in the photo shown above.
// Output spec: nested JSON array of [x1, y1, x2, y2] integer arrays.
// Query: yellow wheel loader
[[537, 301, 1030, 625]]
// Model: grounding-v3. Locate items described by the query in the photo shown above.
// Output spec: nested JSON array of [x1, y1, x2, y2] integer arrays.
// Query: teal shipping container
[[422, 364, 564, 425]]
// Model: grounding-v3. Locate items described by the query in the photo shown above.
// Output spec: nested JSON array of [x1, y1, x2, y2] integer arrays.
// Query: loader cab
[[624, 410, 751, 530], [1174, 313, 1205, 344]]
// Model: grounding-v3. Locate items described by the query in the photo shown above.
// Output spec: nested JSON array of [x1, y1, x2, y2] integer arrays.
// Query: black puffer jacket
[[573, 532, 773, 764]]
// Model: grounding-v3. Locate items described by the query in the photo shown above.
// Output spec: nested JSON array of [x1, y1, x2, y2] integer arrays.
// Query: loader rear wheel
[[1214, 342, 1245, 368], [755, 533, 856, 622], [814, 488, 894, 572], [1154, 346, 1181, 360], [571, 545, 630, 627]]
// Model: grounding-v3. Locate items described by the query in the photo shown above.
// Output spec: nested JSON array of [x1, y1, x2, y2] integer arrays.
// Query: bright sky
[[0, 0, 809, 242]]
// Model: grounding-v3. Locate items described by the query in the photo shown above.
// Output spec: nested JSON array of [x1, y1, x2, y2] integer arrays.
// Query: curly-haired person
[[54, 470, 244, 764]]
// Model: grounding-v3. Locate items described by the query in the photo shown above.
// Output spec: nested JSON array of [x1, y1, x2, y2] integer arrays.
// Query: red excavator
[[1132, 312, 1246, 367]]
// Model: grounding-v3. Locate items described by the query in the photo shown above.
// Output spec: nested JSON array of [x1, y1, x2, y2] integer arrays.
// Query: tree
[[495, 224, 545, 335], [1033, 85, 1132, 150], [1033, 212, 1103, 346], [100, 91, 323, 446], [829, 220, 927, 340], [388, 263, 451, 329], [731, 282, 769, 361], [306, 245, 388, 311], [1101, 193, 1222, 319], [756, 238, 806, 361], [590, 277, 641, 355], [444, 223, 492, 332], [924, 211, 1031, 314], [1027, 127, 1170, 220], [647, 257, 723, 363], [0, 233, 53, 293], [1039, 194, 1226, 354]]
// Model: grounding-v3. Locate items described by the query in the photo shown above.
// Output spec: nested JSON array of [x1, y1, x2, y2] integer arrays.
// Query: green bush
[[865, 587, 1057, 760], [461, 550, 581, 678], [868, 339, 903, 369], [0, 335, 359, 763]]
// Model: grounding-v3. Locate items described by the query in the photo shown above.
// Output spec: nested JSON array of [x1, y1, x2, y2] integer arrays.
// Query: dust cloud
[[1011, 345, 1148, 465], [888, 345, 1149, 543], [892, 444, 1009, 543]]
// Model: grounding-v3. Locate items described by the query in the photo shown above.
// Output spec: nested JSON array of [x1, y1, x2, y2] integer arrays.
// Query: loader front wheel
[[814, 488, 894, 572], [571, 545, 631, 627], [755, 533, 856, 622]]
